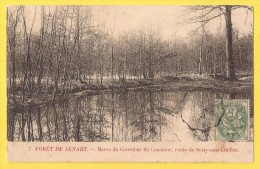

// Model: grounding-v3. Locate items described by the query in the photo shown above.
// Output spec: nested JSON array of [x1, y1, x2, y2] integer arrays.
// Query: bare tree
[[187, 5, 253, 80], [7, 6, 22, 103]]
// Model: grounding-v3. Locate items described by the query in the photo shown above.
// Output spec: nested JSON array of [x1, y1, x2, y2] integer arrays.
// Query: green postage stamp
[[215, 100, 249, 141]]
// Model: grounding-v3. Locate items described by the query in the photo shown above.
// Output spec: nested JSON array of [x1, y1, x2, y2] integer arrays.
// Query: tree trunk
[[111, 46, 114, 81], [225, 6, 236, 80], [199, 44, 202, 75]]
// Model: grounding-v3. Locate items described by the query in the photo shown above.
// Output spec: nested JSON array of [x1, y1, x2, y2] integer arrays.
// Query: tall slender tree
[[187, 5, 252, 80]]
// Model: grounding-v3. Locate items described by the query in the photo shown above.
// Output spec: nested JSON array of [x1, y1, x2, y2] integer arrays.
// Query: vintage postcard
[[6, 5, 254, 162]]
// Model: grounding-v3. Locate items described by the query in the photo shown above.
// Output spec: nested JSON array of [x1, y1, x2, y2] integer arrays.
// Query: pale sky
[[9, 5, 253, 40], [91, 5, 253, 39]]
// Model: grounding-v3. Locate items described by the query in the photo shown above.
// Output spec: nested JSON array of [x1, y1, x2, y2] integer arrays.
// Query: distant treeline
[[7, 6, 253, 102]]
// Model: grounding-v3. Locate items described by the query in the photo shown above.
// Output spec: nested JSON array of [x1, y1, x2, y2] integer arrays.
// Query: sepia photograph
[[6, 5, 254, 162]]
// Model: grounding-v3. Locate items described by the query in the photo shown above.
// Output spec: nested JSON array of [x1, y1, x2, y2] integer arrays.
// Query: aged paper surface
[[8, 142, 253, 162], [7, 5, 254, 162]]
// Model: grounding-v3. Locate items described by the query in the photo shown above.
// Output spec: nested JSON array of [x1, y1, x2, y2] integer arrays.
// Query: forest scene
[[7, 5, 253, 142]]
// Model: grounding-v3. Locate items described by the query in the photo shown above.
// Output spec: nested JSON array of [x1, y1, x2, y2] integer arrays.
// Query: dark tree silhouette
[[187, 5, 253, 80]]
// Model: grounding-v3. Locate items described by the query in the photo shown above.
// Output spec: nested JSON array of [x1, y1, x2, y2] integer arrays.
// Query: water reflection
[[7, 89, 253, 142]]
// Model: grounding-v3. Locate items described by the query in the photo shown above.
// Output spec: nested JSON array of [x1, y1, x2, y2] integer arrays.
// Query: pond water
[[7, 89, 253, 142]]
